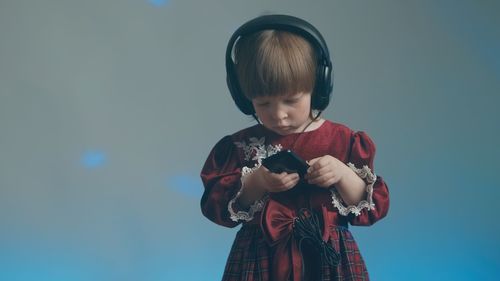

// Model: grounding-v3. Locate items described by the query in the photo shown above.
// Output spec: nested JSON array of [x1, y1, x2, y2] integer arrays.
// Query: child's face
[[252, 92, 313, 136]]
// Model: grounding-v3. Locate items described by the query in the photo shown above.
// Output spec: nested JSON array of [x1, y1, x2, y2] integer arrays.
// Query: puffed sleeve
[[330, 131, 390, 226], [200, 136, 242, 228]]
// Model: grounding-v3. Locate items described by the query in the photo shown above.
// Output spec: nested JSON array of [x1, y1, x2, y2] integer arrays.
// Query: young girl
[[201, 14, 389, 281]]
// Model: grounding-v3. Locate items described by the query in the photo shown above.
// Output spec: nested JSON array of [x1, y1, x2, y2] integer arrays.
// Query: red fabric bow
[[261, 199, 330, 281]]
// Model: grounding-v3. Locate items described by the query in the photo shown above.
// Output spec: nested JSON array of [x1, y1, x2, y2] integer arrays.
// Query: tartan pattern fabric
[[322, 226, 369, 281], [223, 225, 271, 281], [221, 224, 369, 281]]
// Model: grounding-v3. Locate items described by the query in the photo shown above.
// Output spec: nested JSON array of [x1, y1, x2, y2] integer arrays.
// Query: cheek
[[298, 103, 311, 116], [254, 108, 269, 120]]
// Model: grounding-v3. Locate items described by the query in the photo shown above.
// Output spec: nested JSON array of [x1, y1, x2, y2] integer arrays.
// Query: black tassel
[[293, 208, 340, 267]]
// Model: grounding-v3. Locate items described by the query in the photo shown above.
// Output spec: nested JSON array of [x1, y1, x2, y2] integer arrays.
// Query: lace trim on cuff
[[330, 163, 376, 216], [228, 164, 267, 222]]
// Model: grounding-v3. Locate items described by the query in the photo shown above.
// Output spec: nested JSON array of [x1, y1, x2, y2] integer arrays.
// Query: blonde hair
[[234, 30, 317, 99]]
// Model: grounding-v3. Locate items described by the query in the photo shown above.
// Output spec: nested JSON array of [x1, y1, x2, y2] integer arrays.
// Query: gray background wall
[[1, 0, 499, 280]]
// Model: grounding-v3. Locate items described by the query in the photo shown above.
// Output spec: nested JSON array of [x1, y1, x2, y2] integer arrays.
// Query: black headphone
[[225, 14, 333, 116]]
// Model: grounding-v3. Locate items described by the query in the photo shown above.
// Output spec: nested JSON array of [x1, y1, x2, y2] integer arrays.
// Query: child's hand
[[238, 166, 299, 208], [253, 166, 300, 193], [305, 155, 347, 188]]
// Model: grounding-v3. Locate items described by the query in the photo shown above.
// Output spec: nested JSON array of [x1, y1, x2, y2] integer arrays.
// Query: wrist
[[337, 163, 352, 186], [239, 167, 267, 205]]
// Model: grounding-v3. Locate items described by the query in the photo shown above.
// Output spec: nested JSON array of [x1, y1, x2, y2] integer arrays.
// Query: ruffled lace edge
[[228, 164, 267, 222], [330, 163, 376, 216]]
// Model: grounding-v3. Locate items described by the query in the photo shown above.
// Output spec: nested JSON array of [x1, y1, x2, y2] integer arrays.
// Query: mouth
[[274, 125, 290, 130], [273, 126, 294, 133]]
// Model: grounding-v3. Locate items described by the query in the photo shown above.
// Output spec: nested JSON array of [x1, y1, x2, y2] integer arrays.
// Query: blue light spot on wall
[[167, 174, 202, 197], [149, 0, 169, 7], [81, 150, 106, 168], [0, 250, 97, 281]]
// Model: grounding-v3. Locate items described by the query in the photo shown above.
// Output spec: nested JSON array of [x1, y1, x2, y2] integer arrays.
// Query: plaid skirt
[[222, 224, 369, 281]]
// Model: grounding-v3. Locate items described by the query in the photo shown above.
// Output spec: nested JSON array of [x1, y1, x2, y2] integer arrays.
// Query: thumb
[[307, 157, 321, 167]]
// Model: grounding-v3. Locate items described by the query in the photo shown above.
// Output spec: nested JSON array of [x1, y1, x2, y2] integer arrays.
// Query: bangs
[[234, 30, 317, 99]]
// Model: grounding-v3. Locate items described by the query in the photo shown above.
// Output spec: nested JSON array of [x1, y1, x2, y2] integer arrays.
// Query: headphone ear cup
[[226, 62, 255, 115], [312, 63, 332, 111]]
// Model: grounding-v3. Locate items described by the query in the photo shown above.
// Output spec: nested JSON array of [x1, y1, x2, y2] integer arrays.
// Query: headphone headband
[[226, 14, 333, 115]]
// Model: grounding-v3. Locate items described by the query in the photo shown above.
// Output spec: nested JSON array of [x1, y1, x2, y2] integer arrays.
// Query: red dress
[[201, 120, 389, 281]]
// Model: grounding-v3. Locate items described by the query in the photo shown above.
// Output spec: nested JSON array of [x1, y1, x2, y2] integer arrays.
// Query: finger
[[268, 172, 293, 187], [273, 173, 298, 187], [282, 172, 299, 180], [270, 179, 297, 192], [308, 160, 329, 175], [308, 178, 334, 188], [281, 176, 300, 191], [273, 171, 298, 181], [308, 172, 337, 186], [307, 157, 321, 167], [270, 173, 300, 192], [282, 173, 300, 186], [310, 156, 339, 176], [307, 164, 332, 179], [286, 177, 300, 188], [314, 157, 333, 170]]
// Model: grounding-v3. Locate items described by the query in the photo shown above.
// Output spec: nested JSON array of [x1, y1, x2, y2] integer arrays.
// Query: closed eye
[[255, 102, 270, 107], [284, 98, 299, 104]]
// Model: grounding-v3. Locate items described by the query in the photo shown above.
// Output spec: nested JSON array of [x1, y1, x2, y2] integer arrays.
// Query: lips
[[274, 126, 291, 131], [273, 126, 297, 135]]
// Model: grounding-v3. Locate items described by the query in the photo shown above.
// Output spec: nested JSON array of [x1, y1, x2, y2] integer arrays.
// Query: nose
[[271, 104, 287, 121]]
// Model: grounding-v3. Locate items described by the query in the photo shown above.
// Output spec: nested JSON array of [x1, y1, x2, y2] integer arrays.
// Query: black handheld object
[[262, 150, 310, 177]]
